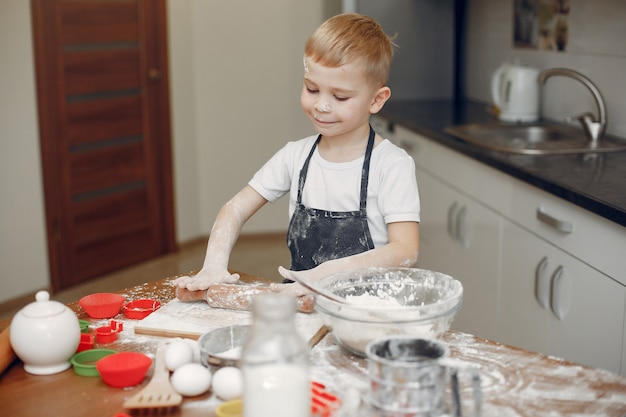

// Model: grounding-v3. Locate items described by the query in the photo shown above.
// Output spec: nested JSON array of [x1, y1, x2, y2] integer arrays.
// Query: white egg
[[211, 366, 243, 401], [164, 339, 194, 371], [171, 363, 212, 397]]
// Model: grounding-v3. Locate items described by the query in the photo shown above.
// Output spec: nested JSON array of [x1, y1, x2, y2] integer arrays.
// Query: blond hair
[[304, 13, 395, 88]]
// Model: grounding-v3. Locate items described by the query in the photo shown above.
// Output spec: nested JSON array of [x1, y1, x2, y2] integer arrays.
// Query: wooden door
[[31, 0, 176, 291]]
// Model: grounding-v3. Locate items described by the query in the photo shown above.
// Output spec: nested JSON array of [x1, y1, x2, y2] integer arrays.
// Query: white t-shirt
[[249, 135, 420, 247]]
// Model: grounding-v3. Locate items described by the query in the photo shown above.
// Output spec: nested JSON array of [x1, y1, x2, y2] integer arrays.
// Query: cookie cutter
[[95, 320, 124, 344]]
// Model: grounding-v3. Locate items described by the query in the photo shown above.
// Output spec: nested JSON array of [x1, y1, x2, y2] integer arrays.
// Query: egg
[[164, 339, 194, 371], [171, 363, 212, 397], [211, 366, 243, 401]]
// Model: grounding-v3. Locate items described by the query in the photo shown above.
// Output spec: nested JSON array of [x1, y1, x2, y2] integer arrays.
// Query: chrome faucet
[[538, 68, 607, 146]]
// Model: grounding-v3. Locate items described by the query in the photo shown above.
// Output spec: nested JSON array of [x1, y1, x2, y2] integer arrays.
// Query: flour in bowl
[[345, 293, 404, 308], [219, 346, 242, 360]]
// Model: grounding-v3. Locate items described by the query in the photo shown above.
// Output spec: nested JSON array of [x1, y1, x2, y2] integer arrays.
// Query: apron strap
[[296, 135, 321, 205], [296, 126, 376, 208], [359, 126, 375, 212]]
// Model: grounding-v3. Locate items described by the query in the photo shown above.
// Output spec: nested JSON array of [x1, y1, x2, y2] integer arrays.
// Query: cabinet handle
[[456, 205, 470, 247], [536, 207, 574, 233], [447, 202, 459, 239], [551, 265, 572, 320], [535, 256, 551, 310]]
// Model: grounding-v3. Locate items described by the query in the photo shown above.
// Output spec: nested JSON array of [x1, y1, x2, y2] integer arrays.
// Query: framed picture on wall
[[514, 0, 570, 51]]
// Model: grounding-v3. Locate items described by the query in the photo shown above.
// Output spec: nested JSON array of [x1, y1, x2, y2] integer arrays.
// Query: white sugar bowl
[[10, 291, 81, 375]]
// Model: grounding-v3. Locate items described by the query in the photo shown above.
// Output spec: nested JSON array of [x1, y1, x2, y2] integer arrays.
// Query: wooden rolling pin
[[0, 324, 17, 376], [176, 284, 315, 313]]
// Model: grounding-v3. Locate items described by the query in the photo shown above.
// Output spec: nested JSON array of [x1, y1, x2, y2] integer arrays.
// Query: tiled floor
[[0, 233, 290, 321]]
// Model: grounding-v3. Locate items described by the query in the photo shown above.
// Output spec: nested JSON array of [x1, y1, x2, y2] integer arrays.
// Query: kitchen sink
[[444, 123, 626, 155]]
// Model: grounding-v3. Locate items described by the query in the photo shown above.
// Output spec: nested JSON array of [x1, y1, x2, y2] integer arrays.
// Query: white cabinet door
[[498, 221, 552, 355], [501, 220, 625, 374], [414, 167, 502, 341], [550, 250, 624, 374]]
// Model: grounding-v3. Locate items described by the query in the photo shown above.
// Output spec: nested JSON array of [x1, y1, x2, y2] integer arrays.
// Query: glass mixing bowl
[[314, 267, 463, 356]]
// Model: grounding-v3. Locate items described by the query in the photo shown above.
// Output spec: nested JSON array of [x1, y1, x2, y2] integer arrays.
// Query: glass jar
[[241, 293, 310, 417]]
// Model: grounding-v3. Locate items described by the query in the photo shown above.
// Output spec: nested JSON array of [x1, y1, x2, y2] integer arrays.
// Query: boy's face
[[301, 57, 389, 139]]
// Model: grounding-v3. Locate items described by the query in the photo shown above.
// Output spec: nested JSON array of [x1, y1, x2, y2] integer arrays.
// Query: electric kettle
[[491, 62, 540, 122]]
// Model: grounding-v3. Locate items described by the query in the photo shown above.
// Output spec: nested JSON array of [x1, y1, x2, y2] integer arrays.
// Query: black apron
[[285, 126, 376, 280]]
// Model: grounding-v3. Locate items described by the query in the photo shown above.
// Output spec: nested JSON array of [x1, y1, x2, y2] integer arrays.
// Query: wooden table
[[1, 276, 626, 417]]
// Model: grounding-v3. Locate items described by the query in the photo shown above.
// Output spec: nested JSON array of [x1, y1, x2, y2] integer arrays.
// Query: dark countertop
[[378, 99, 626, 228]]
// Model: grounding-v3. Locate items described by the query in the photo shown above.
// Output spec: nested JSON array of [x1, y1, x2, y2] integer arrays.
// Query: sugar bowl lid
[[20, 291, 67, 318]]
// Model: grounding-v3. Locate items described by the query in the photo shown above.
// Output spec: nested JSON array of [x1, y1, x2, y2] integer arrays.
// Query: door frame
[[30, 0, 177, 292]]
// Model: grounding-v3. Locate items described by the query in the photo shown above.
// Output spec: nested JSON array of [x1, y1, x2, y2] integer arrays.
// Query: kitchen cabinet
[[413, 165, 501, 341], [500, 220, 624, 373], [374, 118, 503, 341], [373, 115, 626, 375]]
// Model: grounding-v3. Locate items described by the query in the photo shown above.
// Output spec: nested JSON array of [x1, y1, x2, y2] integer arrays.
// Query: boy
[[174, 13, 420, 294]]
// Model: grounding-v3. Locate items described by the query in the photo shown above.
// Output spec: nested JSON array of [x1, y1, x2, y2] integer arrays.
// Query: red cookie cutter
[[76, 333, 95, 352], [95, 320, 124, 344], [122, 299, 161, 320], [311, 381, 341, 417]]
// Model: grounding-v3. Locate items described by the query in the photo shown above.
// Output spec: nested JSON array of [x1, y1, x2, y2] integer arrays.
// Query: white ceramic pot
[[10, 291, 81, 375]]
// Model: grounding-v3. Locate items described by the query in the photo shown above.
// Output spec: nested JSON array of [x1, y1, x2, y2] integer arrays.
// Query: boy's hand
[[269, 266, 311, 297], [269, 281, 309, 297], [172, 267, 240, 290]]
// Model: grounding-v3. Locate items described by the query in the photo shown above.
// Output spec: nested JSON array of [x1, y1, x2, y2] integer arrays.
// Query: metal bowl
[[314, 267, 463, 356], [198, 325, 250, 368]]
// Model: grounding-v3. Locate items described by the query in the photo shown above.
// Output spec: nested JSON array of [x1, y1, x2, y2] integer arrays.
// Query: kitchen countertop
[[378, 99, 626, 228], [1, 276, 626, 416]]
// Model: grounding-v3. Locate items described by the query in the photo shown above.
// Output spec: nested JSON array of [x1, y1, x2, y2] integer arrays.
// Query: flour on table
[[442, 331, 626, 416], [134, 298, 323, 342], [308, 330, 626, 417]]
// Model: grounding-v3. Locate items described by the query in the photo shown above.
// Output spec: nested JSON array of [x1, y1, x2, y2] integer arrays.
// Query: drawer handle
[[536, 207, 574, 233]]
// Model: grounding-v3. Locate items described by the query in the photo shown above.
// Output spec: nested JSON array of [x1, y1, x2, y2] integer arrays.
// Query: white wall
[[0, 0, 323, 303], [181, 0, 320, 236], [464, 0, 626, 138], [167, 0, 199, 242], [168, 0, 322, 241], [0, 0, 49, 302]]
